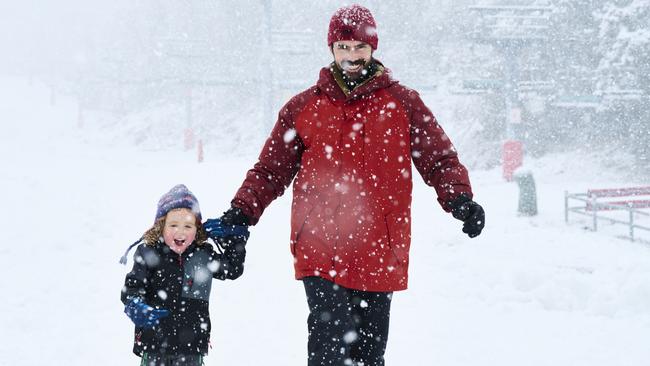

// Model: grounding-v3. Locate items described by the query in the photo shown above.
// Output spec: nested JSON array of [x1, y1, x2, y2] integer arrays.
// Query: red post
[[503, 140, 523, 181], [197, 139, 204, 163]]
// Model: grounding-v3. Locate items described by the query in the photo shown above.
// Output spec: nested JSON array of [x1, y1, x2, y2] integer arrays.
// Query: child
[[121, 184, 248, 366]]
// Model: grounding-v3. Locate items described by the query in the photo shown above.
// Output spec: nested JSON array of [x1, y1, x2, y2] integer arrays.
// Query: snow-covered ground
[[1, 77, 649, 365]]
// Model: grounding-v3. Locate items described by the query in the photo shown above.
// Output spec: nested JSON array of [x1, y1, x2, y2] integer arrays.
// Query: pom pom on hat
[[327, 4, 378, 50], [155, 184, 201, 222]]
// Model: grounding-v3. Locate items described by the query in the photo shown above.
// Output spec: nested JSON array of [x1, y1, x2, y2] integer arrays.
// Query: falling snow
[[2, 1, 649, 365]]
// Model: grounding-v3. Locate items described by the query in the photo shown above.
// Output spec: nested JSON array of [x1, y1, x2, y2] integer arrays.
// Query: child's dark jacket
[[121, 241, 245, 356]]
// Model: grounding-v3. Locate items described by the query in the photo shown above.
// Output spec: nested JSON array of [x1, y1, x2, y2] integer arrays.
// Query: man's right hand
[[219, 206, 251, 226], [204, 206, 251, 246]]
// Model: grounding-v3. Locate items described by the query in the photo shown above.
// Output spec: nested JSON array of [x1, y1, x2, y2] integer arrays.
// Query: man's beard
[[339, 58, 370, 80]]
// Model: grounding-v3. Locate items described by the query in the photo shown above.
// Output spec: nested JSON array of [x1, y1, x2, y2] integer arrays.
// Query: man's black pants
[[139, 353, 203, 366], [303, 276, 393, 366]]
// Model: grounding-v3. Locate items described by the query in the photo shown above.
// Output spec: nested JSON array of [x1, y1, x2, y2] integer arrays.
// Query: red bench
[[586, 186, 650, 211]]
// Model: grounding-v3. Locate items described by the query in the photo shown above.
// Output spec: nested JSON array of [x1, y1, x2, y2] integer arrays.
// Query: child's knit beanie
[[155, 184, 202, 222]]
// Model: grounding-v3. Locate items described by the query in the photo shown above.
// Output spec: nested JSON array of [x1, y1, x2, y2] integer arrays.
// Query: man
[[207, 4, 485, 365]]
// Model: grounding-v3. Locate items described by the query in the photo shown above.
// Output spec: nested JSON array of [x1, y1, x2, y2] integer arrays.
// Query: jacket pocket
[[290, 202, 317, 256], [384, 212, 410, 267]]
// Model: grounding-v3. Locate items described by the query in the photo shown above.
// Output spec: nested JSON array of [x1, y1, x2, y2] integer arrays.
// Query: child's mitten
[[124, 298, 170, 328]]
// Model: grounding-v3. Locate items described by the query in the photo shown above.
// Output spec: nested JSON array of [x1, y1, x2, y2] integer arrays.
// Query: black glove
[[449, 194, 485, 238], [220, 206, 251, 227], [207, 206, 252, 250]]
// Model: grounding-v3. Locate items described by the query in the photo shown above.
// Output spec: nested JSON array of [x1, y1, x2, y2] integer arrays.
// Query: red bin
[[503, 140, 523, 181]]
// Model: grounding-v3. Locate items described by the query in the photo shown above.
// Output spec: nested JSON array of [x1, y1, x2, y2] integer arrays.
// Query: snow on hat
[[327, 4, 378, 50], [155, 184, 201, 222]]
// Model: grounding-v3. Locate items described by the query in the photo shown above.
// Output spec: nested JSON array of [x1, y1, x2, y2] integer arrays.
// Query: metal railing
[[565, 191, 650, 241]]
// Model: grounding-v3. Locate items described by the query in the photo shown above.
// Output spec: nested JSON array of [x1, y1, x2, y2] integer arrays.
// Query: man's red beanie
[[327, 4, 378, 50]]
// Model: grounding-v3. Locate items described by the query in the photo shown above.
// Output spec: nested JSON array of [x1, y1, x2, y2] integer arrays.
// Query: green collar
[[330, 60, 383, 96]]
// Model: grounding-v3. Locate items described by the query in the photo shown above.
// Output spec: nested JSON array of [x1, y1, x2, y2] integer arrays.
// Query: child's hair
[[143, 210, 208, 246]]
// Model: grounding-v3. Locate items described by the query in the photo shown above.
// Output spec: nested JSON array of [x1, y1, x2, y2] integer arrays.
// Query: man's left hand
[[450, 194, 485, 238]]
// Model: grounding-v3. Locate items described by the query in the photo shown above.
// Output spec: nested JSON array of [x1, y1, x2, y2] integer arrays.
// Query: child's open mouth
[[173, 239, 186, 246]]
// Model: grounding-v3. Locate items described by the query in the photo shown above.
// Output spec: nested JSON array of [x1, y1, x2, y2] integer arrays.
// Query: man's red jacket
[[232, 63, 473, 291]]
